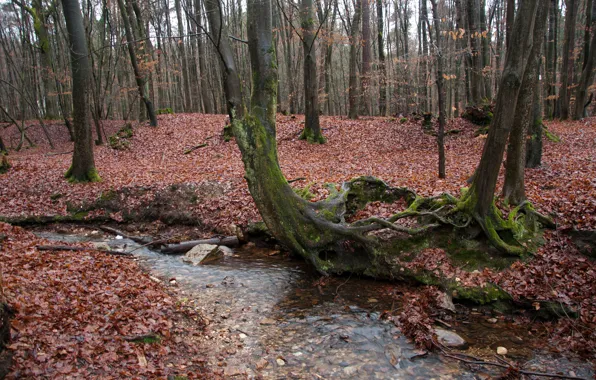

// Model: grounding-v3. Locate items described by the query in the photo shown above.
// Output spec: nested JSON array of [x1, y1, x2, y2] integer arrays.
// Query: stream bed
[[35, 230, 594, 379]]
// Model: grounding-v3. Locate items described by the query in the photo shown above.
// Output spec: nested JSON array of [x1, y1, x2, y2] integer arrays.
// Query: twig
[[45, 150, 73, 156], [288, 177, 306, 183], [183, 143, 207, 154]]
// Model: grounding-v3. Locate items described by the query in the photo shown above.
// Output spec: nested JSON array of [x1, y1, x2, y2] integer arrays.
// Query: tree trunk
[[299, 0, 324, 143], [360, 0, 371, 115], [467, 0, 484, 105], [116, 0, 157, 126], [175, 0, 192, 112], [463, 0, 539, 253], [429, 0, 446, 179], [205, 0, 244, 126], [480, 0, 492, 100], [557, 0, 578, 119], [194, 0, 214, 114], [526, 90, 543, 168], [377, 0, 386, 116], [573, 24, 596, 119], [348, 0, 361, 119], [502, 2, 550, 205], [545, 0, 557, 119], [61, 0, 99, 182]]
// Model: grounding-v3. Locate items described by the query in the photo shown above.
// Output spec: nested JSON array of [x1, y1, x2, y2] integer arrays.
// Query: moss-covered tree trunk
[[459, 0, 539, 254], [502, 3, 550, 205], [61, 0, 99, 182], [526, 94, 543, 168], [299, 0, 325, 143]]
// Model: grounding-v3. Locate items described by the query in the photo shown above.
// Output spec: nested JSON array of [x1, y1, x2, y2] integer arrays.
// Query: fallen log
[[161, 236, 239, 254], [36, 245, 133, 257], [99, 226, 153, 245]]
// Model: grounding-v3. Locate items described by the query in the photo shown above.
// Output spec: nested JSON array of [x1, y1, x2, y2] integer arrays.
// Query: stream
[[35, 230, 594, 379]]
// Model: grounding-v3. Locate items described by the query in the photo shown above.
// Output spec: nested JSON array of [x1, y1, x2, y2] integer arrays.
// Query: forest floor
[[0, 114, 595, 376]]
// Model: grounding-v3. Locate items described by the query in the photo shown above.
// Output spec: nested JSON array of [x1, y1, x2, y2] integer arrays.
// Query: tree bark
[[204, 0, 244, 126], [467, 0, 485, 105], [377, 0, 386, 116], [360, 0, 371, 115], [116, 0, 158, 126], [557, 0, 579, 119], [464, 0, 538, 238], [502, 2, 550, 204], [545, 0, 557, 119], [429, 0, 446, 179], [573, 23, 596, 119], [299, 0, 325, 143], [194, 0, 214, 114], [61, 0, 99, 182], [526, 90, 543, 168], [348, 0, 361, 119]]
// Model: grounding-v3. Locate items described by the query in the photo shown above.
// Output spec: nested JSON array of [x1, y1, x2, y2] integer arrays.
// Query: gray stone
[[434, 328, 468, 349], [183, 244, 221, 265]]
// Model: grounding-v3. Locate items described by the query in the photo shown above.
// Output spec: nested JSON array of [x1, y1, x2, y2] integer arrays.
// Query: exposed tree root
[[278, 176, 555, 279]]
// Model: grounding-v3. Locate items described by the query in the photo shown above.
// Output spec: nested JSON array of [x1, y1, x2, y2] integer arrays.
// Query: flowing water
[[35, 231, 593, 379]]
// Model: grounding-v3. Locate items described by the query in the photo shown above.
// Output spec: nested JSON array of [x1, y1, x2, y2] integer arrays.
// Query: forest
[[0, 0, 595, 378]]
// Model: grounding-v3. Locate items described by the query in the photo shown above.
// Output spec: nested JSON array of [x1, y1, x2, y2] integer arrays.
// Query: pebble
[[343, 366, 358, 376], [239, 333, 247, 339], [487, 318, 498, 324], [497, 346, 508, 355], [276, 358, 286, 366], [260, 318, 276, 325]]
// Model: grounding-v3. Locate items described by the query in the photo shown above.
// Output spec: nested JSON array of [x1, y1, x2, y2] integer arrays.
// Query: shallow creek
[[35, 231, 593, 379]]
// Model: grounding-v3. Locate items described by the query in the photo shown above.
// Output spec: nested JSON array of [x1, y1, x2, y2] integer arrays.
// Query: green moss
[[450, 282, 511, 304], [128, 334, 161, 344], [543, 125, 561, 142], [71, 211, 89, 220], [99, 189, 117, 201], [299, 127, 326, 144], [66, 167, 101, 183], [399, 117, 408, 123], [109, 123, 134, 150], [156, 108, 174, 115]]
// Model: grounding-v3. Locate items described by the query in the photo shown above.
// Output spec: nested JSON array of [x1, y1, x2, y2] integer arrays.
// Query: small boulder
[[183, 244, 222, 265], [434, 328, 468, 349]]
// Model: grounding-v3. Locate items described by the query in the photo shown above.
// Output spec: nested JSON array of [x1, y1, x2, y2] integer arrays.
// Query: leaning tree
[[234, 0, 553, 301], [61, 0, 99, 182]]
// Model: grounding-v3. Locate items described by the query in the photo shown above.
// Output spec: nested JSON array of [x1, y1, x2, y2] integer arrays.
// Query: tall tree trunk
[[526, 89, 543, 168], [299, 0, 324, 142], [204, 0, 244, 126], [505, 0, 514, 49], [463, 0, 539, 253], [360, 0, 371, 115], [573, 22, 596, 119], [61, 0, 99, 182], [467, 0, 484, 105], [175, 0, 192, 112], [428, 0, 446, 179], [194, 0, 214, 113], [503, 2, 550, 204], [348, 0, 361, 119], [480, 0, 492, 100], [377, 0, 386, 116], [557, 0, 579, 119], [545, 0, 557, 119], [116, 0, 157, 126]]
